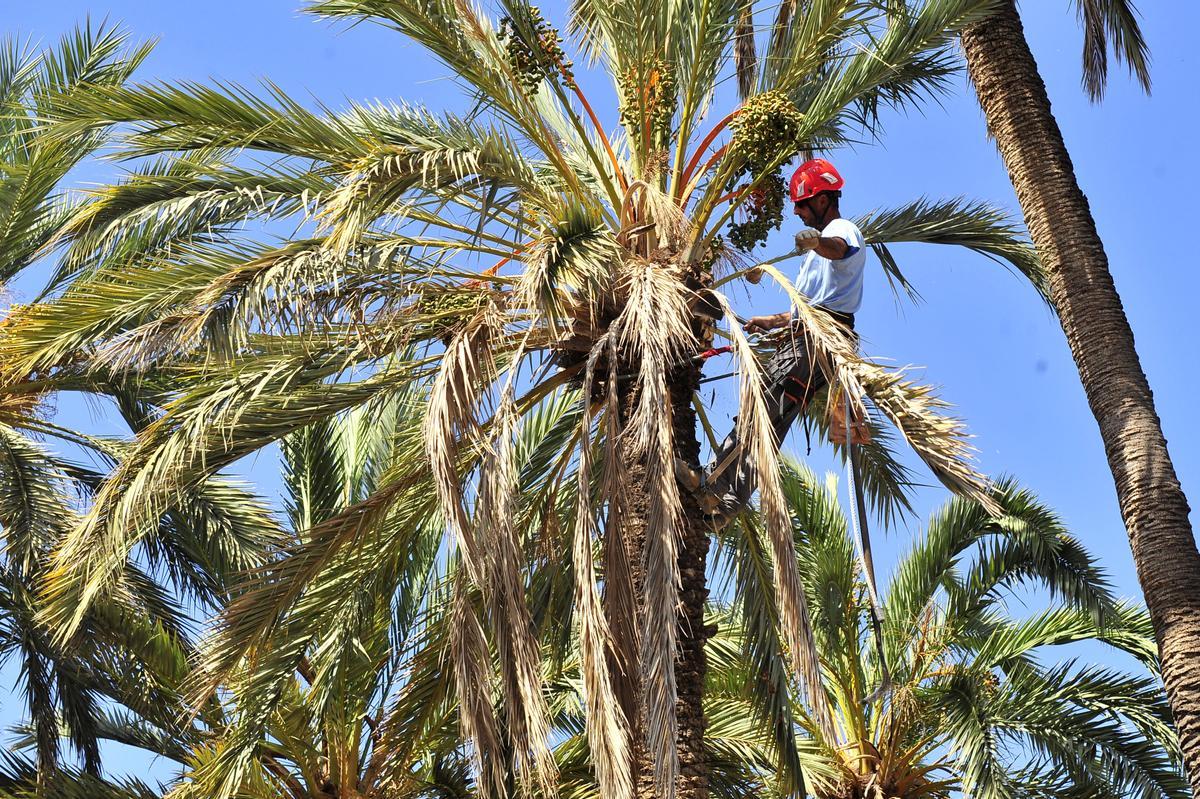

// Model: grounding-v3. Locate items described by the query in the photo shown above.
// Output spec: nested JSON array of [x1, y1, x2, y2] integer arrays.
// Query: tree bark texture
[[612, 357, 711, 799], [961, 5, 1200, 794]]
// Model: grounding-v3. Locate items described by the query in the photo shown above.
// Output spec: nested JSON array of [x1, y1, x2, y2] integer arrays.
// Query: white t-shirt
[[793, 217, 866, 315]]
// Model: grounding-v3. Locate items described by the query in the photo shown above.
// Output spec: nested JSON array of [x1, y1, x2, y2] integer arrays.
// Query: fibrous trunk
[[961, 4, 1200, 794]]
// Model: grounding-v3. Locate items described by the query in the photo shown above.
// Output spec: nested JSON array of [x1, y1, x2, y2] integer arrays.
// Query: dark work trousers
[[704, 309, 855, 515]]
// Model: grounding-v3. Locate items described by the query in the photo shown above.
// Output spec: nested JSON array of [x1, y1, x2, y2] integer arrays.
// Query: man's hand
[[794, 228, 821, 252], [744, 312, 792, 334]]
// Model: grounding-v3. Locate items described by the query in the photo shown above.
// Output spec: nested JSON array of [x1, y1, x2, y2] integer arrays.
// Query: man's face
[[793, 194, 826, 227]]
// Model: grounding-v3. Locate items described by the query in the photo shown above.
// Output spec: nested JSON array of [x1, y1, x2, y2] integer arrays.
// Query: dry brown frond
[[569, 338, 635, 799], [600, 332, 638, 718], [711, 290, 838, 743], [612, 257, 696, 799], [423, 307, 499, 584], [476, 384, 559, 797], [844, 360, 999, 516], [758, 264, 999, 516], [734, 1, 758, 98], [771, 0, 799, 54], [451, 577, 506, 799], [425, 306, 533, 798], [426, 315, 560, 794]]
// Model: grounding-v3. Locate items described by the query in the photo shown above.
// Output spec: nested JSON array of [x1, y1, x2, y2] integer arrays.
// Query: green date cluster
[[619, 58, 677, 144], [498, 6, 575, 94], [726, 90, 804, 252]]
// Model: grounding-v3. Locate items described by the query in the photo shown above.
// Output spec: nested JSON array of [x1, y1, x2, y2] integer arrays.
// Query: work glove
[[794, 228, 821, 252]]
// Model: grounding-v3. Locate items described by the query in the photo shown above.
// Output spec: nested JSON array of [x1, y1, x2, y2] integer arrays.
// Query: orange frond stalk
[[571, 82, 627, 192], [678, 109, 740, 198], [680, 143, 730, 207], [464, 243, 529, 288], [713, 186, 749, 206]]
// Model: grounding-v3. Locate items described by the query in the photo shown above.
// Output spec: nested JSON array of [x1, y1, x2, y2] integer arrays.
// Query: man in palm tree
[[698, 159, 867, 522]]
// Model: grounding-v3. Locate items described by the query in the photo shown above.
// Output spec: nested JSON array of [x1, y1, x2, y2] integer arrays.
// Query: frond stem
[[569, 82, 628, 194], [677, 109, 739, 200]]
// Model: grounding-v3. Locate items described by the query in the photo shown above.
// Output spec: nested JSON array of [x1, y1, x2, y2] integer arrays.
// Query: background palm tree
[[957, 3, 1200, 793], [0, 23, 147, 287], [717, 462, 1186, 798], [0, 4, 1048, 797], [0, 23, 178, 786], [0, 27, 289, 793]]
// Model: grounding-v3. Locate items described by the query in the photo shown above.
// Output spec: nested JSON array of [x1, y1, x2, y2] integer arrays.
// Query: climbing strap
[[843, 387, 892, 701]]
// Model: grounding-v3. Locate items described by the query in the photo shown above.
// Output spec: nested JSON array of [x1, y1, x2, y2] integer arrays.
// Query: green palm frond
[[0, 23, 152, 283], [39, 358, 423, 638], [1074, 0, 1152, 101], [856, 196, 1046, 303], [44, 154, 327, 294], [0, 751, 160, 799]]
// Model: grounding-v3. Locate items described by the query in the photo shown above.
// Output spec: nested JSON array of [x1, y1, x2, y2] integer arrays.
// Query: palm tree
[[0, 23, 179, 784], [724, 463, 1189, 798], [0, 23, 149, 288], [0, 26, 291, 791], [1, 4, 1048, 797], [956, 4, 1200, 793]]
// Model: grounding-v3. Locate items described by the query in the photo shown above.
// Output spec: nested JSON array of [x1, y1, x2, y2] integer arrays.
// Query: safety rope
[[843, 387, 892, 703]]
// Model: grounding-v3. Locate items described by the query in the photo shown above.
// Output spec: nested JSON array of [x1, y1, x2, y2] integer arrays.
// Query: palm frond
[[856, 196, 1046, 304], [0, 23, 152, 282], [1074, 0, 1152, 101]]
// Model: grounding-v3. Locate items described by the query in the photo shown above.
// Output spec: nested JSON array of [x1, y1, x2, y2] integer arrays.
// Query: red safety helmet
[[789, 158, 845, 203]]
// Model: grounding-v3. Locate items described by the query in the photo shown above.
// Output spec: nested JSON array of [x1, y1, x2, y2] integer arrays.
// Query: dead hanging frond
[[475, 383, 559, 797], [450, 576, 506, 799], [423, 304, 508, 797], [569, 336, 635, 799], [770, 0, 799, 55], [758, 263, 999, 515], [612, 258, 696, 799], [427, 313, 559, 795], [423, 305, 501, 583], [709, 290, 838, 743], [600, 331, 638, 719]]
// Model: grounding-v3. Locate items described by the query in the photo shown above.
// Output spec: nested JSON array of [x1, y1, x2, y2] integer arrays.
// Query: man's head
[[790, 158, 845, 228]]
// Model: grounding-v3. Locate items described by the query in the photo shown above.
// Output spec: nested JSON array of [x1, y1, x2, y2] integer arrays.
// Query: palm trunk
[[961, 5, 1200, 794], [611, 358, 712, 799]]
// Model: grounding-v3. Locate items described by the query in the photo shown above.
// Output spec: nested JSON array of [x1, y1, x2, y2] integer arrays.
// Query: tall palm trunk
[[961, 5, 1200, 793], [613, 356, 712, 799]]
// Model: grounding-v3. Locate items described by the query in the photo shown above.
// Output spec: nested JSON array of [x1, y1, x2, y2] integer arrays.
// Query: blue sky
[[5, 0, 1200, 784]]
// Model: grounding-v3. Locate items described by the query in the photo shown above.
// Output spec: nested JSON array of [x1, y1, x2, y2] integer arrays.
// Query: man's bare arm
[[813, 236, 849, 260], [796, 228, 849, 260], [744, 312, 792, 334]]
